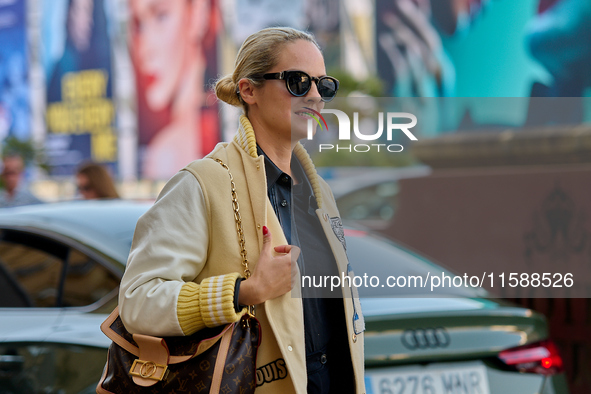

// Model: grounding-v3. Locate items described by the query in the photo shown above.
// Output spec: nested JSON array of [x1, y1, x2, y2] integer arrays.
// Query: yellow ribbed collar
[[233, 114, 323, 209]]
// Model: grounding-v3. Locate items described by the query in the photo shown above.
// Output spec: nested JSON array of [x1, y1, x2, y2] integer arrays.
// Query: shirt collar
[[231, 114, 324, 208], [256, 145, 309, 194], [257, 145, 283, 191]]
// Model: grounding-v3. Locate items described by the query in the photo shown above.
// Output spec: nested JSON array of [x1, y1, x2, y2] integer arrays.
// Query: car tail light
[[498, 340, 563, 375], [343, 229, 367, 237]]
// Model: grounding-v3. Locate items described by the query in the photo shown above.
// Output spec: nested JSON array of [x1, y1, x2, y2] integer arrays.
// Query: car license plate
[[366, 364, 490, 394]]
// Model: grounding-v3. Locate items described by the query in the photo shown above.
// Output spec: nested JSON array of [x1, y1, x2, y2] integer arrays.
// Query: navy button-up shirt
[[257, 146, 349, 361]]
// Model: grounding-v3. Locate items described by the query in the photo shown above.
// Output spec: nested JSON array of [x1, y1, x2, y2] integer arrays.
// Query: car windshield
[[345, 230, 487, 298]]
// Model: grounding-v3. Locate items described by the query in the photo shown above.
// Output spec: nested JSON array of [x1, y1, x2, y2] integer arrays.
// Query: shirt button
[[320, 354, 327, 364], [282, 175, 290, 184], [287, 345, 293, 352], [281, 200, 288, 207]]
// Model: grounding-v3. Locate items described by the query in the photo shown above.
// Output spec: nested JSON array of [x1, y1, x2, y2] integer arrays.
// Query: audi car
[[0, 200, 569, 393], [347, 230, 569, 394], [322, 166, 431, 232]]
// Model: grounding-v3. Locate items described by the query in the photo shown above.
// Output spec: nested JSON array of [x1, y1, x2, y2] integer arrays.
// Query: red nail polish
[[263, 226, 269, 235]]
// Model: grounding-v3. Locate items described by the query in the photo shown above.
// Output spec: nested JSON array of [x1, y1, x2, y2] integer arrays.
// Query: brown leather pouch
[[96, 307, 260, 394]]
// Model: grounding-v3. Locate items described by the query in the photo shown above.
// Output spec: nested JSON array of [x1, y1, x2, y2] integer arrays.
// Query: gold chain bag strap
[[97, 159, 260, 394]]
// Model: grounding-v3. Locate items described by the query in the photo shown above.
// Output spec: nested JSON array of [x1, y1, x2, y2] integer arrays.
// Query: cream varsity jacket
[[119, 115, 365, 394]]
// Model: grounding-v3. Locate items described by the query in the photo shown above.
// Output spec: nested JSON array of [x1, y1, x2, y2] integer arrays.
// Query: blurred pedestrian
[[0, 154, 43, 208], [75, 162, 119, 199]]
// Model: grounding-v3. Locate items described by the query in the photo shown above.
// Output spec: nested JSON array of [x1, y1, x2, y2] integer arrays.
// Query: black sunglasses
[[261, 71, 339, 102]]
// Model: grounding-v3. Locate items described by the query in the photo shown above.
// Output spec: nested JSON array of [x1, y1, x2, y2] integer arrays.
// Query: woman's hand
[[238, 226, 299, 305]]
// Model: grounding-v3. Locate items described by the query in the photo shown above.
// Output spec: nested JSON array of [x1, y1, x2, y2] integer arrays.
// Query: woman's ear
[[189, 0, 210, 43], [238, 78, 257, 105]]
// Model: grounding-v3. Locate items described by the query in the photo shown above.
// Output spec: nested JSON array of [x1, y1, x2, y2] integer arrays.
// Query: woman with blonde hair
[[119, 27, 365, 393], [75, 162, 119, 199]]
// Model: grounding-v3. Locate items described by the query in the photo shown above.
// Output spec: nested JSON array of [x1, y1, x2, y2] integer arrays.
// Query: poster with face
[[129, 0, 221, 180], [305, 0, 340, 70], [430, 0, 487, 35], [375, 0, 449, 98], [230, 0, 339, 69], [43, 0, 117, 176], [0, 0, 29, 142]]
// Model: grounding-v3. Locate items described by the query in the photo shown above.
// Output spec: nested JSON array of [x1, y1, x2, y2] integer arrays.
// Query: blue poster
[[43, 0, 117, 176], [0, 0, 29, 142]]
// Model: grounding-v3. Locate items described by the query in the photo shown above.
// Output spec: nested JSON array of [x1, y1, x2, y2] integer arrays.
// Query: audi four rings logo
[[401, 327, 451, 350]]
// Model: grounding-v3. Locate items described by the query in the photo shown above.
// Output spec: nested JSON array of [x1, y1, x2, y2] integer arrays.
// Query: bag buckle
[[241, 305, 256, 328], [129, 359, 169, 381]]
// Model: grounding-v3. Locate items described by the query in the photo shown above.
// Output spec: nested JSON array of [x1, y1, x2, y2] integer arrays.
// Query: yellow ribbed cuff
[[177, 273, 244, 335], [200, 273, 244, 327], [177, 281, 205, 335]]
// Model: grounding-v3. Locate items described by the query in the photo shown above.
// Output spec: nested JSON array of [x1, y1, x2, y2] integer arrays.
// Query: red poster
[[129, 0, 220, 179]]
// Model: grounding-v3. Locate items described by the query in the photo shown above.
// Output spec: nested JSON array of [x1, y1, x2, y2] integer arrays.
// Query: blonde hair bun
[[215, 75, 241, 107]]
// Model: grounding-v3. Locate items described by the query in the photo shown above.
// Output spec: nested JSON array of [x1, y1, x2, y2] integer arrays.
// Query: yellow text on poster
[[46, 69, 117, 162]]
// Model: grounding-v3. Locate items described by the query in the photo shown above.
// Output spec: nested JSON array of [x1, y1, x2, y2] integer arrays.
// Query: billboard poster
[[43, 0, 117, 176], [129, 0, 221, 180], [230, 0, 339, 67], [305, 0, 340, 70], [232, 0, 305, 45], [0, 0, 29, 142]]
